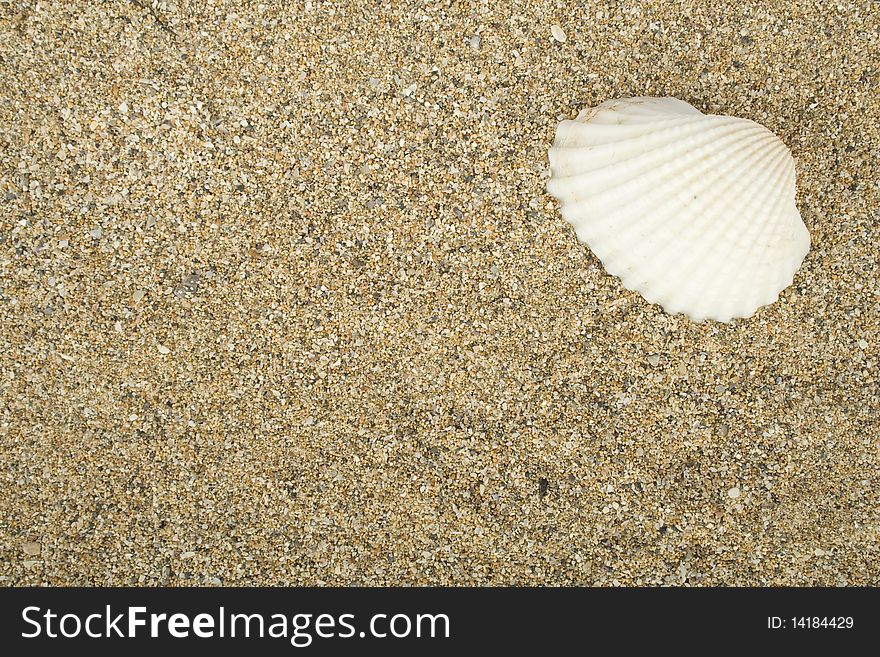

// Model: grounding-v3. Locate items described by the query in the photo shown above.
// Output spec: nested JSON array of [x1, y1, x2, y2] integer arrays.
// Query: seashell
[[547, 96, 810, 322]]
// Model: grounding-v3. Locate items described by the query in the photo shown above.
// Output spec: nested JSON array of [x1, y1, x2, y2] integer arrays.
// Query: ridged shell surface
[[547, 97, 810, 322]]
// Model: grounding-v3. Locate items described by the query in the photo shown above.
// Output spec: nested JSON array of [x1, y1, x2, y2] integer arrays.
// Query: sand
[[1, 0, 878, 586]]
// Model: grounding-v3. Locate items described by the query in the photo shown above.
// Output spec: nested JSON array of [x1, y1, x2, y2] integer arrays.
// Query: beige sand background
[[1, 0, 878, 586]]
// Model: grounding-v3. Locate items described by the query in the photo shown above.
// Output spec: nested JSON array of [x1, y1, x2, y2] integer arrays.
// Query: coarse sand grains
[[0, 1, 878, 585]]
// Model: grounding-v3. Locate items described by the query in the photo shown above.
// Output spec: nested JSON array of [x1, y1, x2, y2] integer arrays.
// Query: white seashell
[[547, 96, 810, 322]]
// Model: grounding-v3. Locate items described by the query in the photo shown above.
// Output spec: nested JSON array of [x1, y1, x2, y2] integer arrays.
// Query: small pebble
[[728, 487, 741, 499], [550, 24, 566, 42], [157, 344, 171, 355], [23, 542, 41, 556]]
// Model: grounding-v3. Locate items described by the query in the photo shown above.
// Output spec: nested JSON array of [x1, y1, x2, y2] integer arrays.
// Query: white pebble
[[857, 339, 868, 350], [157, 344, 171, 355], [550, 24, 566, 42], [727, 486, 741, 499]]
